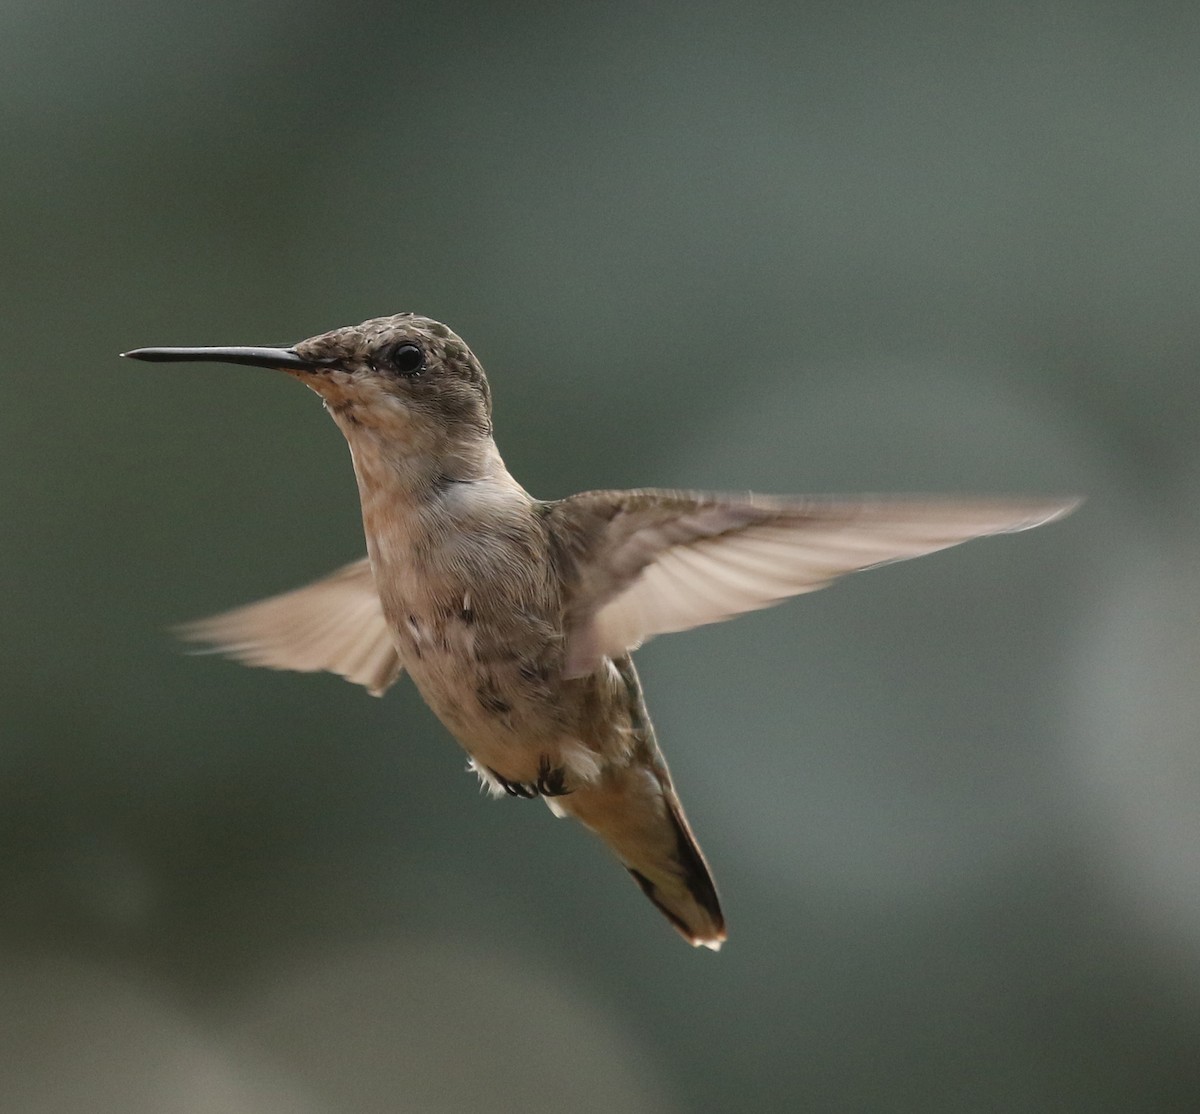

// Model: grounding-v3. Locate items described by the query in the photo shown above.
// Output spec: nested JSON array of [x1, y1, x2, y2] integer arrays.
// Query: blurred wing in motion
[[178, 558, 403, 696], [558, 492, 1079, 677]]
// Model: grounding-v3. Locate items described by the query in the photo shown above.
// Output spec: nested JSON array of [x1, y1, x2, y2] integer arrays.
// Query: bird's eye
[[390, 343, 425, 376]]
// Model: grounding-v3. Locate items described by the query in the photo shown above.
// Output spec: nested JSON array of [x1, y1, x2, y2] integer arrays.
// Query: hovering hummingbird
[[123, 314, 1077, 950]]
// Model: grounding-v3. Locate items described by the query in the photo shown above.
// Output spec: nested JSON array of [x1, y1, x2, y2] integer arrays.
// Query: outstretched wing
[[555, 492, 1079, 677], [178, 558, 403, 696]]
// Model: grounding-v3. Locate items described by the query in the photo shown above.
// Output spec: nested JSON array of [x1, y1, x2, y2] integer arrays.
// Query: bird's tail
[[557, 749, 726, 950]]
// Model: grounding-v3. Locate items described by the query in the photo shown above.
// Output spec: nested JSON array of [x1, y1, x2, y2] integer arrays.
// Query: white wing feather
[[178, 558, 403, 696]]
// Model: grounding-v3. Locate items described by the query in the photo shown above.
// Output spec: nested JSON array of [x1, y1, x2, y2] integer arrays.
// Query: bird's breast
[[368, 517, 567, 741]]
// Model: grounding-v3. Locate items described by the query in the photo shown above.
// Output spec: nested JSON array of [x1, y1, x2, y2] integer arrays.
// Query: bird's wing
[[177, 558, 403, 696], [556, 492, 1079, 677]]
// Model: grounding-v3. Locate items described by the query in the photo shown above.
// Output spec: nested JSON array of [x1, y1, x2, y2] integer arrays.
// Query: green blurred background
[[3, 1, 1198, 1110]]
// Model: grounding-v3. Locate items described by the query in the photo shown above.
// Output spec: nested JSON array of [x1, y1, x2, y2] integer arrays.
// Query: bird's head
[[124, 313, 494, 454]]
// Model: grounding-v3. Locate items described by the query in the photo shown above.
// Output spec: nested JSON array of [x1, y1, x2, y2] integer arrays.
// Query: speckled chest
[[372, 530, 568, 750]]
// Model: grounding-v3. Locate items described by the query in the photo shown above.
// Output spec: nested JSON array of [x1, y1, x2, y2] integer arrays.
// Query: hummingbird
[[123, 314, 1078, 950]]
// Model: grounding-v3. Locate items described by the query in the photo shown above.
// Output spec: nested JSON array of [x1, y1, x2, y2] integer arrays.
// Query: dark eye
[[391, 342, 424, 376]]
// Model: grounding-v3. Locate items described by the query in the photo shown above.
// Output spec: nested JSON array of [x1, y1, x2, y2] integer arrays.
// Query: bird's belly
[[407, 650, 544, 738], [373, 549, 603, 784], [395, 614, 580, 782], [413, 656, 606, 787]]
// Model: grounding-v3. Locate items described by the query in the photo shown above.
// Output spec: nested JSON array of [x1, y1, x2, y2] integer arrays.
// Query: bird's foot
[[486, 756, 572, 799], [535, 756, 571, 797]]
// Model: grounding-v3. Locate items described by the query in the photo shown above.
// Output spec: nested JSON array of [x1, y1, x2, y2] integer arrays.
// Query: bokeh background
[[3, 1, 1199, 1110]]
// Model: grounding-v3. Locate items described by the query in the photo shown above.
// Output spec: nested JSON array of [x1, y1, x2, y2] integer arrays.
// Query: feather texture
[[178, 558, 403, 696], [557, 493, 1079, 676]]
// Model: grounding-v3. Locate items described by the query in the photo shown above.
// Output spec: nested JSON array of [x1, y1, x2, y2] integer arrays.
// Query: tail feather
[[624, 791, 726, 949], [558, 758, 726, 950]]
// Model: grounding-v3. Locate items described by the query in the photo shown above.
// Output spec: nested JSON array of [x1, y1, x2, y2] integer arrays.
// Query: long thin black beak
[[121, 346, 323, 372]]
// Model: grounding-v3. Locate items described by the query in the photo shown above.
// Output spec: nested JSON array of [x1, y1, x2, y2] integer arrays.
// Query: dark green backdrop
[[3, 2, 1198, 1110]]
